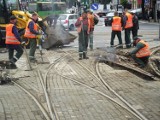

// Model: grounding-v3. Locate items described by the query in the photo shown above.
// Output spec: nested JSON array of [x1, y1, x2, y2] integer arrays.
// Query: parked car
[[97, 11, 107, 17], [56, 14, 78, 30], [129, 8, 142, 19], [104, 11, 122, 26]]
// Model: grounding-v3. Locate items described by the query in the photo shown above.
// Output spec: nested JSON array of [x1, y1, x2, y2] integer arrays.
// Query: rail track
[[10, 52, 66, 120], [7, 47, 159, 120], [40, 50, 150, 120]]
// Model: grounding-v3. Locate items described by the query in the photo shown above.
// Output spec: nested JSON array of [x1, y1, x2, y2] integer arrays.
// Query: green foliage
[[121, 0, 128, 6]]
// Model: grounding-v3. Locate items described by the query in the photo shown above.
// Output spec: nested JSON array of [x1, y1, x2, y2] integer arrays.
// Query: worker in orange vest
[[123, 9, 133, 48], [5, 15, 24, 69], [24, 13, 40, 62], [75, 11, 91, 60], [129, 37, 151, 68], [87, 10, 94, 51], [110, 11, 123, 48]]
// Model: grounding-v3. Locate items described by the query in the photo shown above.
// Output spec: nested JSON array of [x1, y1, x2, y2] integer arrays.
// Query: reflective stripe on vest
[[5, 24, 20, 45], [136, 40, 151, 58], [24, 19, 38, 38], [77, 17, 91, 33], [125, 12, 133, 29], [112, 16, 122, 31]]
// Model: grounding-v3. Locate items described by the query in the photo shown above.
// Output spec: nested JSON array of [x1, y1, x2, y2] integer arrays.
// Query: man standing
[[24, 13, 40, 62], [123, 9, 133, 48], [131, 11, 139, 39], [87, 10, 94, 51], [5, 15, 24, 68], [110, 11, 123, 48], [75, 11, 90, 60], [129, 37, 151, 68]]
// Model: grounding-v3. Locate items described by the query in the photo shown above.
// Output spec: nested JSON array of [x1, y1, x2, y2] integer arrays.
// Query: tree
[[121, 0, 128, 8]]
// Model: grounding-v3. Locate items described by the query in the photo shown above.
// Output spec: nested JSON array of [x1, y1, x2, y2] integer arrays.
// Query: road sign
[[91, 3, 98, 10]]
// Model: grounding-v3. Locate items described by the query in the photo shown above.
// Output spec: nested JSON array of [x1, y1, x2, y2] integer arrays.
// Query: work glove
[[37, 31, 42, 35], [21, 41, 25, 46]]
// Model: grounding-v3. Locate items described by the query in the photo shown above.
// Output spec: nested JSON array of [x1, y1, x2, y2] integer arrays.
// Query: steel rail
[[63, 52, 149, 120], [47, 52, 144, 120], [37, 70, 55, 120], [95, 62, 149, 120], [12, 81, 51, 120], [0, 99, 7, 120], [43, 54, 67, 120], [54, 65, 143, 120]]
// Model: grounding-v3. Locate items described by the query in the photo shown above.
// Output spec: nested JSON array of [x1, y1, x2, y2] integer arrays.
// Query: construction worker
[[75, 11, 90, 60], [5, 15, 24, 69], [128, 37, 151, 68], [24, 13, 40, 62], [110, 11, 123, 48], [87, 10, 94, 51], [131, 11, 139, 39], [123, 9, 133, 48]]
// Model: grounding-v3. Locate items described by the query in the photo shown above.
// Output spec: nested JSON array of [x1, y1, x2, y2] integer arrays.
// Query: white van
[[56, 14, 78, 31]]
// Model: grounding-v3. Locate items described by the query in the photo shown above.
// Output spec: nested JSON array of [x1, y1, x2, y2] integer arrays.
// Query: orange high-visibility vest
[[136, 40, 151, 58], [112, 16, 122, 31], [125, 12, 133, 29], [5, 24, 20, 45], [87, 14, 94, 28], [24, 19, 38, 38], [77, 17, 91, 33]]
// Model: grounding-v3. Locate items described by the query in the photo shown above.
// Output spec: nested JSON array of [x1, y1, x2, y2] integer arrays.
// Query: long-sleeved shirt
[[28, 20, 39, 35], [75, 17, 89, 31], [123, 15, 128, 28], [132, 15, 139, 30], [130, 42, 145, 55], [12, 25, 22, 42]]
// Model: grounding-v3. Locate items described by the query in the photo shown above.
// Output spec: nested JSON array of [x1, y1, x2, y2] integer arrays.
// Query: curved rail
[[37, 70, 55, 120], [0, 99, 7, 120], [45, 51, 145, 120], [70, 53, 148, 120], [95, 62, 149, 120], [53, 57, 143, 120], [12, 81, 51, 120]]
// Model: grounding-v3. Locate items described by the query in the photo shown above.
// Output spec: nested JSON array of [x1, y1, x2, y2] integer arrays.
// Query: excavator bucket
[[42, 25, 77, 49]]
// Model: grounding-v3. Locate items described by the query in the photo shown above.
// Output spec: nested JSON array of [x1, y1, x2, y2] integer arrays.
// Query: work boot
[[30, 59, 37, 63], [10, 58, 17, 63], [83, 52, 89, 59], [126, 45, 131, 48], [9, 62, 17, 69], [90, 46, 93, 51], [116, 44, 123, 49], [79, 54, 83, 60], [110, 45, 114, 47], [29, 56, 37, 63]]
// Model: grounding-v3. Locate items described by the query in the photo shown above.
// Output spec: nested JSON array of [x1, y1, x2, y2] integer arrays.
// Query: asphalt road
[[69, 20, 159, 49]]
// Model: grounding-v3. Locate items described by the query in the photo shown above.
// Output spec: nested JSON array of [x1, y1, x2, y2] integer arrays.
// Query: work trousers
[[132, 28, 138, 39], [88, 31, 93, 50], [7, 44, 23, 63], [131, 54, 149, 67], [125, 28, 132, 48], [78, 30, 88, 58], [110, 31, 122, 46], [29, 38, 37, 60]]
